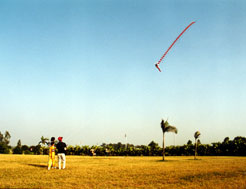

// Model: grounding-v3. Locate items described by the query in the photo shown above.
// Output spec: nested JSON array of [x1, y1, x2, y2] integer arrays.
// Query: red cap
[[58, 137, 63, 141]]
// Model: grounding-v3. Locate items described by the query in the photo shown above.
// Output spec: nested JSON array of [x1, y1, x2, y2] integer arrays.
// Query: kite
[[155, 21, 196, 72]]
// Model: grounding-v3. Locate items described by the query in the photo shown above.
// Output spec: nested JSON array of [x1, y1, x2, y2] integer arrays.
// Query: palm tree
[[194, 131, 201, 160], [39, 136, 49, 146], [38, 136, 49, 155], [160, 119, 178, 161]]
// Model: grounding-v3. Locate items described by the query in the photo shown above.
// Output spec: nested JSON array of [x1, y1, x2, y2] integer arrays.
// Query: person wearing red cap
[[56, 137, 67, 169]]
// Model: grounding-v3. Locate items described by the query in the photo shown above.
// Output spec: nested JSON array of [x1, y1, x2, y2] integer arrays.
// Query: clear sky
[[0, 0, 245, 147]]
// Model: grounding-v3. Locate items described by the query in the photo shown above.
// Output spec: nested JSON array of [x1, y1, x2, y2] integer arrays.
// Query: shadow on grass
[[27, 164, 47, 169], [155, 159, 179, 162], [187, 158, 202, 161], [155, 158, 203, 162]]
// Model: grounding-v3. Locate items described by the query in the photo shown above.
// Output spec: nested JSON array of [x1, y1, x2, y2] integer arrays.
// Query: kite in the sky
[[155, 21, 196, 72]]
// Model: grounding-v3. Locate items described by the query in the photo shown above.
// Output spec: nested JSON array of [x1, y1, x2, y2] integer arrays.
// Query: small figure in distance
[[56, 137, 67, 169]]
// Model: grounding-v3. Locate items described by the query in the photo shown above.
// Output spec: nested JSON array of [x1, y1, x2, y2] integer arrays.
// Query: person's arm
[[64, 143, 67, 151]]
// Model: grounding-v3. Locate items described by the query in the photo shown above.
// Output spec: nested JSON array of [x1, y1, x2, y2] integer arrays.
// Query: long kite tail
[[156, 21, 195, 72]]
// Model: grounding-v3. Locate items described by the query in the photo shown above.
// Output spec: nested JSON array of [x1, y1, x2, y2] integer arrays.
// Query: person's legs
[[48, 158, 52, 170], [58, 154, 62, 169], [52, 157, 56, 169], [62, 153, 66, 169]]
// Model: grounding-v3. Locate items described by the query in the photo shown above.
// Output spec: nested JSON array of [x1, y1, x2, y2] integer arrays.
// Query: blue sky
[[0, 0, 245, 147]]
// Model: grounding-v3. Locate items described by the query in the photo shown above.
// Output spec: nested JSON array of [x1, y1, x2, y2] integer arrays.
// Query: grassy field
[[0, 155, 246, 188]]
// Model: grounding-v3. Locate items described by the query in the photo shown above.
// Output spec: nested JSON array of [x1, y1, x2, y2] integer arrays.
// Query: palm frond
[[160, 119, 165, 133], [164, 126, 178, 134], [194, 131, 201, 139]]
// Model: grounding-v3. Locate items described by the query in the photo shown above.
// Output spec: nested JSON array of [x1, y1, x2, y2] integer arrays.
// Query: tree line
[[1, 130, 246, 156]]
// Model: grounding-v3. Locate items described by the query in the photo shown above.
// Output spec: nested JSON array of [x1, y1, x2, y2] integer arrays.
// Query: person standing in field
[[48, 141, 56, 170], [56, 136, 67, 169]]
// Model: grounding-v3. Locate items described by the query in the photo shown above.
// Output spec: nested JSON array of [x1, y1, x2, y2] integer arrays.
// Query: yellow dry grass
[[0, 155, 246, 188]]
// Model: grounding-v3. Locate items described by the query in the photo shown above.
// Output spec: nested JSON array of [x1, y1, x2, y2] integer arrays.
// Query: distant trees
[[0, 131, 11, 154], [160, 119, 178, 161], [0, 130, 246, 157], [31, 136, 244, 156], [148, 141, 161, 156], [22, 145, 31, 154], [12, 140, 32, 154], [30, 145, 42, 155], [13, 139, 22, 154]]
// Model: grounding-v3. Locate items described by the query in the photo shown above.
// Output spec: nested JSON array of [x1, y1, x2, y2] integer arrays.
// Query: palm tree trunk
[[194, 139, 197, 160], [162, 132, 165, 161]]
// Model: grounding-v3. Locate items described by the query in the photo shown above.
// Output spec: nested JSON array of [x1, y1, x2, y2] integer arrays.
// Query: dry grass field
[[0, 155, 246, 188]]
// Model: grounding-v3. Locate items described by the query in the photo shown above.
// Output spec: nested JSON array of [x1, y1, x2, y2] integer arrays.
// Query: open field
[[0, 155, 246, 188]]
